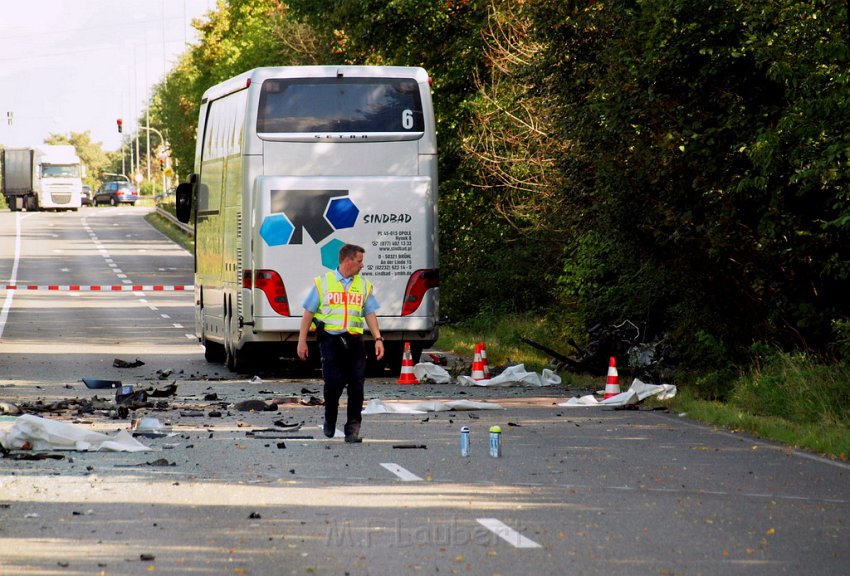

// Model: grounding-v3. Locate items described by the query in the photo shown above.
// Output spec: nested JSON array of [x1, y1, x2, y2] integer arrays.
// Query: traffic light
[[117, 118, 123, 133]]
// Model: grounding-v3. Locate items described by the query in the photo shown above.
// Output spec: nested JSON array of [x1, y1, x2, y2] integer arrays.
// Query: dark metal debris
[[113, 358, 145, 368]]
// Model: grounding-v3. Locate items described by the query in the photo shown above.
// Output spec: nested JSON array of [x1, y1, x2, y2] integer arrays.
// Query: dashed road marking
[[476, 518, 541, 548], [380, 463, 423, 482]]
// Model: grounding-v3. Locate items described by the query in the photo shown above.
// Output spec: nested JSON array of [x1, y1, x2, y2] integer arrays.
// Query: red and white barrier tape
[[1, 285, 193, 292]]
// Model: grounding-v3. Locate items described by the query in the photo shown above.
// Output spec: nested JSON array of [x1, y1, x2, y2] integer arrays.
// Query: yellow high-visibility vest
[[314, 271, 372, 334]]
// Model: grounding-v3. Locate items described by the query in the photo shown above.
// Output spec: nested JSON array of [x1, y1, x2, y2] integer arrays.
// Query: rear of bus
[[245, 66, 438, 368]]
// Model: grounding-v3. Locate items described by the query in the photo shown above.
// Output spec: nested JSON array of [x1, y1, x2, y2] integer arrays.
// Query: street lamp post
[[138, 126, 169, 196]]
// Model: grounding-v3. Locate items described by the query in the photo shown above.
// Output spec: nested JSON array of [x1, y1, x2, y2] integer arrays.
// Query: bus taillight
[[247, 269, 291, 316], [402, 269, 439, 316]]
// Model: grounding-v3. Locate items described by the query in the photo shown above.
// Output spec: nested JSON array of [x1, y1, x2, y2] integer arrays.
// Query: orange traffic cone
[[479, 341, 491, 379], [397, 342, 419, 385], [471, 342, 486, 380], [604, 356, 620, 399]]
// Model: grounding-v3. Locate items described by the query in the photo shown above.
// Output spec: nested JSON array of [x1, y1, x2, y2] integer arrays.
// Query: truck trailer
[[1, 145, 83, 211]]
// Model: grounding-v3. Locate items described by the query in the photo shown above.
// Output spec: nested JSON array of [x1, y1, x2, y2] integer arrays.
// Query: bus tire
[[226, 344, 253, 374], [367, 340, 408, 376], [203, 338, 226, 363]]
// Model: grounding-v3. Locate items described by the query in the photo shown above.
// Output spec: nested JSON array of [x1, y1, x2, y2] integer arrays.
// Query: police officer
[[297, 244, 384, 443]]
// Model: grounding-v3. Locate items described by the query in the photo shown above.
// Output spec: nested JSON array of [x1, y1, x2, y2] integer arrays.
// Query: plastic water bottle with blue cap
[[460, 426, 470, 457]]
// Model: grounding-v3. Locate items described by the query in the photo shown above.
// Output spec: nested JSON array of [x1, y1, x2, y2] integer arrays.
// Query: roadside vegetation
[[15, 1, 847, 460], [439, 316, 850, 461], [144, 198, 193, 254]]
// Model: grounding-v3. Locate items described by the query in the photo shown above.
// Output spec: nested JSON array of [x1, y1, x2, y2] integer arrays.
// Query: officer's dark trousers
[[318, 332, 365, 437]]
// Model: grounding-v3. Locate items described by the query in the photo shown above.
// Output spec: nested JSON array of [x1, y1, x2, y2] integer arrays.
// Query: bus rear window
[[257, 77, 424, 133]]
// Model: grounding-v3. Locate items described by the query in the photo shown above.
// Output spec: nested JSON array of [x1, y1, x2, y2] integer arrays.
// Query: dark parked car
[[80, 185, 93, 206], [94, 181, 138, 206]]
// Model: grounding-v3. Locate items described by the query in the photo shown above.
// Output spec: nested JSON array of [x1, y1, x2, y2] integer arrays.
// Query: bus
[[176, 66, 439, 372]]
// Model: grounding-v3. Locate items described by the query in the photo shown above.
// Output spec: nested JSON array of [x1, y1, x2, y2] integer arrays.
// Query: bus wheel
[[203, 338, 226, 363], [367, 340, 405, 376], [226, 344, 254, 374]]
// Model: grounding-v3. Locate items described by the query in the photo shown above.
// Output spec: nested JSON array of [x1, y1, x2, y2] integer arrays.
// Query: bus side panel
[[195, 156, 226, 343], [196, 89, 249, 346]]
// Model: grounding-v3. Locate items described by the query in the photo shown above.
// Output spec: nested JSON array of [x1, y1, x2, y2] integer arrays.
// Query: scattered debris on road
[[113, 358, 145, 368], [521, 319, 676, 382]]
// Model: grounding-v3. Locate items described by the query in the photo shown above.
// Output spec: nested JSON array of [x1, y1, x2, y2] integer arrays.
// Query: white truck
[[1, 145, 83, 211]]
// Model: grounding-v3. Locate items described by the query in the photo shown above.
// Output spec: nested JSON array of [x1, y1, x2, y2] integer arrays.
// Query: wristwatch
[[375, 337, 384, 342]]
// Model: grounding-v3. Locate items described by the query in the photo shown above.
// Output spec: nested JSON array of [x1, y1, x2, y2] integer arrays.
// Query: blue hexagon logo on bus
[[259, 214, 294, 246], [326, 196, 359, 230], [321, 238, 345, 269]]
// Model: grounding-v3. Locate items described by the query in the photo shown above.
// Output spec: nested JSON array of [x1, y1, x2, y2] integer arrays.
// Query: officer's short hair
[[339, 243, 365, 263]]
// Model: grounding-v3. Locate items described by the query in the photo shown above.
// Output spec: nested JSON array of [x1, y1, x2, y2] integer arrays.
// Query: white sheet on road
[[363, 398, 504, 415], [456, 364, 562, 387], [0, 414, 152, 452], [413, 362, 452, 384], [412, 362, 561, 387], [559, 378, 677, 407]]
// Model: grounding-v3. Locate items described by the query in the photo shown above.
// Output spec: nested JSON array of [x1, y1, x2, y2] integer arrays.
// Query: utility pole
[[146, 107, 151, 182], [139, 126, 169, 196]]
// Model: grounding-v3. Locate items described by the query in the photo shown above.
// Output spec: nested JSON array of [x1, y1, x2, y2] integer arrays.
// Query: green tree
[[150, 0, 319, 177], [527, 0, 850, 367], [439, 0, 570, 317]]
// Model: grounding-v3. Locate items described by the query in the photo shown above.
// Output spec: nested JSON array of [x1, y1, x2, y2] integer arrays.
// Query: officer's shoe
[[323, 422, 335, 438], [344, 433, 362, 444]]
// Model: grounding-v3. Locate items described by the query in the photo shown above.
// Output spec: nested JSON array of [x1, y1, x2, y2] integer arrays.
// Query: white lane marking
[[476, 518, 542, 549], [4, 215, 190, 340], [380, 463, 423, 482], [0, 212, 24, 339]]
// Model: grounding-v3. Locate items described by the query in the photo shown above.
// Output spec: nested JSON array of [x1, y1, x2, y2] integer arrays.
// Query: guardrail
[[155, 206, 194, 236]]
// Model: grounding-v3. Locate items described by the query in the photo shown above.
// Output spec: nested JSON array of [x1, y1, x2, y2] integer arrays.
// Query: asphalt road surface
[[1, 208, 848, 575]]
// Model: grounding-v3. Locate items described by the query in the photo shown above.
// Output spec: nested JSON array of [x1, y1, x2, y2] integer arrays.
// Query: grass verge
[[144, 209, 194, 253], [671, 389, 850, 459]]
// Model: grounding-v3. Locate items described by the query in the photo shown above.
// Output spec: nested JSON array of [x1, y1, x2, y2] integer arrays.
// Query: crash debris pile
[[0, 358, 323, 455]]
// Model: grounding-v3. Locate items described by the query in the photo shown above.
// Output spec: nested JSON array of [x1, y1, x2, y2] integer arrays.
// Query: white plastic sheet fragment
[[559, 378, 677, 408], [363, 398, 504, 415], [456, 364, 562, 387], [413, 362, 452, 384], [0, 414, 151, 452]]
